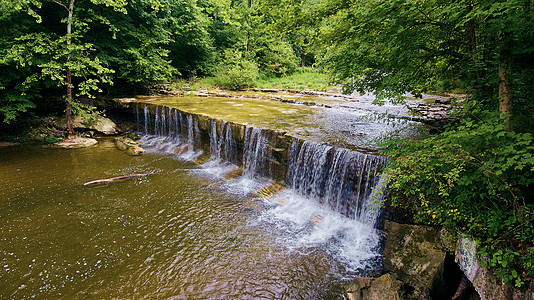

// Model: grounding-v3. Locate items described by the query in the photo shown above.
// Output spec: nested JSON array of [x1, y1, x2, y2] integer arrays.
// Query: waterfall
[[222, 121, 236, 162], [136, 104, 388, 227], [209, 120, 237, 163], [288, 140, 388, 224], [358, 172, 389, 227], [242, 127, 271, 179], [143, 105, 150, 135], [210, 120, 219, 160], [133, 102, 389, 274], [154, 106, 160, 136], [186, 114, 195, 151], [172, 109, 182, 140], [139, 104, 202, 159], [135, 102, 139, 133]]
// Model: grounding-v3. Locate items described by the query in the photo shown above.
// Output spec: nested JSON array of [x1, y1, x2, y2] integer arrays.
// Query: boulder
[[345, 274, 404, 300], [382, 221, 447, 299], [74, 115, 118, 135], [59, 115, 119, 135], [126, 145, 145, 156], [114, 137, 145, 156], [54, 137, 98, 149]]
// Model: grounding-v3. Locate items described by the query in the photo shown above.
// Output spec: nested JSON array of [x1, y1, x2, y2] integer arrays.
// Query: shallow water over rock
[[127, 93, 419, 152]]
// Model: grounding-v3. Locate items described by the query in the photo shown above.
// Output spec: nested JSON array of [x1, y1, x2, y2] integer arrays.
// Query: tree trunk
[[465, 21, 476, 59], [498, 32, 513, 129], [464, 2, 476, 59], [464, 2, 483, 94], [66, 0, 75, 138], [301, 50, 306, 67]]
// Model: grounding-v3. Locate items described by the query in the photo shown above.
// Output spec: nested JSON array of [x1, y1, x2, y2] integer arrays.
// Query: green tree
[[0, 0, 128, 134], [0, 0, 197, 127], [308, 0, 534, 124]]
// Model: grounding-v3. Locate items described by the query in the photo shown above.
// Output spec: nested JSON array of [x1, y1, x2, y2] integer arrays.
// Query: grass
[[167, 77, 219, 92], [253, 67, 330, 91], [168, 67, 332, 92]]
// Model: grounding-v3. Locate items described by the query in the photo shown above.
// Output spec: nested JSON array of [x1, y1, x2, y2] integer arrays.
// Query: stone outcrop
[[74, 115, 119, 135], [452, 234, 534, 300], [382, 221, 447, 299], [345, 274, 404, 300], [344, 222, 448, 299], [114, 136, 145, 155]]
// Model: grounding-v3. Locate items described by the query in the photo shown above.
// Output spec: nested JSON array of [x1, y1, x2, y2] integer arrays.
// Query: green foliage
[[380, 110, 534, 287], [254, 41, 299, 76], [0, 91, 37, 124], [214, 50, 259, 90], [290, 0, 534, 111]]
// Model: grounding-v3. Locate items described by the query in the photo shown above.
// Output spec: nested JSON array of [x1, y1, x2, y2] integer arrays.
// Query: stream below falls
[[0, 139, 384, 299]]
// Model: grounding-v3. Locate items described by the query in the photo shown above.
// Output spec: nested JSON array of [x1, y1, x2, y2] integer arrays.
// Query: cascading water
[[135, 103, 390, 274], [259, 139, 390, 274], [209, 120, 237, 163], [242, 126, 271, 179], [143, 105, 150, 135], [287, 140, 388, 225], [137, 104, 389, 227], [139, 104, 202, 160], [201, 120, 240, 178]]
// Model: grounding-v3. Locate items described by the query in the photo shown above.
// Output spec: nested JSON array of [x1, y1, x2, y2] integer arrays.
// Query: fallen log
[[83, 171, 155, 186]]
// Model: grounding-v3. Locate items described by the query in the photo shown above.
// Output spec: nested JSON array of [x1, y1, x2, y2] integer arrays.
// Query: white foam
[[258, 189, 383, 273], [224, 176, 272, 195], [140, 135, 202, 161], [197, 160, 238, 179]]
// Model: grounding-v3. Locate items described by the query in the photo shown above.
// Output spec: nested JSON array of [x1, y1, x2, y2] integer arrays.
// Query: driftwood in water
[[83, 171, 154, 186]]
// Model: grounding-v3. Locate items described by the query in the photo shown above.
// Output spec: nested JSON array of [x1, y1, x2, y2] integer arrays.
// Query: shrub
[[380, 110, 534, 287], [254, 42, 299, 77], [214, 50, 259, 90]]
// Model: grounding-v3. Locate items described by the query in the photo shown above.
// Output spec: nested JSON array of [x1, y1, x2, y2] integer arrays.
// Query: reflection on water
[[0, 140, 358, 299]]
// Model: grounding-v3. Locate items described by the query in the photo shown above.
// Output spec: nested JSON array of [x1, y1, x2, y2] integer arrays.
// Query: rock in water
[[54, 138, 98, 149], [114, 137, 145, 156], [126, 145, 145, 156]]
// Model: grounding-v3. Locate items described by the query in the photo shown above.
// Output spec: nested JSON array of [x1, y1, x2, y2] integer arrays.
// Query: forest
[[1, 0, 533, 290]]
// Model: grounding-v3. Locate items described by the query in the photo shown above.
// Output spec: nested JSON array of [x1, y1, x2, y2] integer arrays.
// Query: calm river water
[[0, 139, 364, 299]]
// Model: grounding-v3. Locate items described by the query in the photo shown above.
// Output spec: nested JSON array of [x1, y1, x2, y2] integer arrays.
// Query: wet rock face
[[381, 221, 446, 299], [75, 115, 119, 135], [343, 222, 447, 299]]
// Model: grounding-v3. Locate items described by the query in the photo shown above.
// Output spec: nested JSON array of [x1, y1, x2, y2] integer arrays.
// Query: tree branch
[[54, 0, 69, 11]]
